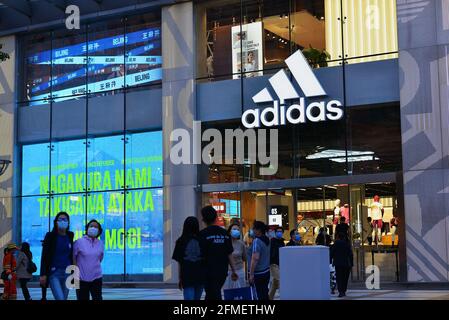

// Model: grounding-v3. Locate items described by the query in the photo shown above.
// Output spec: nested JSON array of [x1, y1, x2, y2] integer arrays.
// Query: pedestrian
[[268, 226, 284, 300], [1, 243, 18, 300], [172, 216, 205, 300], [390, 216, 399, 247], [315, 228, 332, 246], [40, 239, 48, 300], [16, 242, 34, 300], [335, 216, 350, 241], [40, 211, 74, 300], [248, 221, 270, 301], [330, 232, 354, 298], [199, 206, 238, 300], [224, 223, 247, 289], [74, 219, 104, 300], [286, 229, 301, 246], [365, 217, 374, 245]]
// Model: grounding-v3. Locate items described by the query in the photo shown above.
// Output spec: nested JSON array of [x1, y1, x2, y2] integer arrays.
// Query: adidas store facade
[[0, 0, 448, 285]]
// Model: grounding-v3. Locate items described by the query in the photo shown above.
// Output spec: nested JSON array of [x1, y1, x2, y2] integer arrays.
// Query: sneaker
[[338, 293, 345, 298]]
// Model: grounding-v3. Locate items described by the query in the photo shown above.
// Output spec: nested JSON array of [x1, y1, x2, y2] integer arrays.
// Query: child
[[2, 243, 18, 300]]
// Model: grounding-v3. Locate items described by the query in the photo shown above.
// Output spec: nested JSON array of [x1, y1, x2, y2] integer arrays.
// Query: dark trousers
[[204, 275, 227, 300], [19, 278, 31, 300], [254, 271, 270, 301], [76, 278, 103, 300], [335, 266, 351, 294]]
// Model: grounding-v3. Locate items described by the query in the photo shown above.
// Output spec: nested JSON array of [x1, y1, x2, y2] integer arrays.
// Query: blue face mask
[[249, 229, 255, 238], [231, 229, 240, 239], [276, 231, 283, 239], [295, 234, 301, 242], [57, 220, 69, 230]]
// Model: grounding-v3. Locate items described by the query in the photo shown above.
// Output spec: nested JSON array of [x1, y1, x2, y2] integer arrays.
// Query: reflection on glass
[[342, 0, 398, 63], [125, 13, 162, 88], [50, 140, 87, 194], [125, 189, 163, 275], [21, 196, 50, 275], [22, 143, 50, 196], [87, 135, 124, 192], [23, 33, 52, 103], [125, 131, 163, 188]]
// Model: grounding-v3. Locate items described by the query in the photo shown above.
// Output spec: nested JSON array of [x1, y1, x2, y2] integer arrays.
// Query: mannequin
[[340, 204, 350, 224], [390, 216, 399, 247], [369, 195, 384, 245], [332, 199, 341, 238]]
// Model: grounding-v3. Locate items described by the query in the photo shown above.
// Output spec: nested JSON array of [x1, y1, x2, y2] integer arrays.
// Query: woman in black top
[[40, 212, 74, 300], [172, 216, 205, 300]]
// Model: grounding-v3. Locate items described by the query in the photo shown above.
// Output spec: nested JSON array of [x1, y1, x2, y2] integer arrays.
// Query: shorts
[[372, 219, 383, 229]]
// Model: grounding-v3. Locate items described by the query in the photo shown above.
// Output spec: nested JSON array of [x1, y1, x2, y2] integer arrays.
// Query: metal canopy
[[0, 0, 174, 36]]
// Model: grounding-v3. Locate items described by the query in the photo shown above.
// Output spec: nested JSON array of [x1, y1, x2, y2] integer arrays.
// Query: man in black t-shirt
[[199, 206, 238, 300]]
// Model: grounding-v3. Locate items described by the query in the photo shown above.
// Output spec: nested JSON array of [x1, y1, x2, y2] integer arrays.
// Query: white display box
[[279, 246, 330, 300]]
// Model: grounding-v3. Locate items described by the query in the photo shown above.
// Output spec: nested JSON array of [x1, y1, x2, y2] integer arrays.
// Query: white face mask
[[87, 227, 99, 238]]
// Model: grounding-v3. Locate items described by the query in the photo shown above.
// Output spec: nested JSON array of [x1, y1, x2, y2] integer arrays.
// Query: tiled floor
[[9, 287, 449, 300]]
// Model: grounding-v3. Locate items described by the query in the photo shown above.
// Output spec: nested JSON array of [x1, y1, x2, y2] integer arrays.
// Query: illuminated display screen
[[21, 131, 163, 275], [27, 27, 162, 105]]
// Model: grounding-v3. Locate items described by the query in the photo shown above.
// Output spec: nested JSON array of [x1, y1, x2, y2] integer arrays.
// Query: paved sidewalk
[[9, 287, 449, 300]]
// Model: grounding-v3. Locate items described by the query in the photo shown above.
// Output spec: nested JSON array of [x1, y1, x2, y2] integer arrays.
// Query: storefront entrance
[[202, 179, 403, 283]]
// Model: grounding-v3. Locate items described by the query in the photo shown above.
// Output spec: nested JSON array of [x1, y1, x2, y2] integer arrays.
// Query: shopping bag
[[223, 285, 258, 300], [329, 264, 337, 293]]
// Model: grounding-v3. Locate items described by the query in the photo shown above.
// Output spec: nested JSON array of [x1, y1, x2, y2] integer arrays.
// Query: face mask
[[87, 227, 99, 238], [276, 231, 283, 239], [230, 229, 240, 239], [249, 229, 255, 238], [295, 234, 301, 242], [268, 230, 275, 238], [57, 220, 69, 230]]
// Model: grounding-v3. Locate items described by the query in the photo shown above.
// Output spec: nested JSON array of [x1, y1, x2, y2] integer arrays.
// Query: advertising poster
[[21, 131, 163, 276], [231, 21, 263, 79]]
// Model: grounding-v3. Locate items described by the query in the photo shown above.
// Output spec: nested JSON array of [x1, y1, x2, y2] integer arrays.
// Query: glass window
[[298, 116, 347, 177], [50, 139, 87, 194], [87, 135, 124, 192], [87, 19, 125, 96], [51, 28, 88, 102], [342, 0, 398, 63], [21, 195, 50, 275], [291, 0, 342, 67], [125, 131, 163, 189], [22, 32, 52, 103], [22, 143, 50, 196], [347, 103, 402, 175], [196, 0, 242, 79], [125, 13, 162, 89], [125, 188, 163, 275]]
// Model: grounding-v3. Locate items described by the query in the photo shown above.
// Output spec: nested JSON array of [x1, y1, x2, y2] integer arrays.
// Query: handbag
[[1, 270, 8, 281], [27, 260, 37, 274], [223, 280, 258, 300]]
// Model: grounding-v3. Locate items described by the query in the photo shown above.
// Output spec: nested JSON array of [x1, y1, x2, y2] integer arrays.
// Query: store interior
[[203, 182, 401, 281]]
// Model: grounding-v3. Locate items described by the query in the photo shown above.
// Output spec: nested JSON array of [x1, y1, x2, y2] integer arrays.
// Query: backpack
[[26, 259, 37, 274]]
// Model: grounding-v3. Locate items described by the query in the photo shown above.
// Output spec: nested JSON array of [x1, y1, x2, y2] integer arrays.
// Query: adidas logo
[[241, 50, 344, 128]]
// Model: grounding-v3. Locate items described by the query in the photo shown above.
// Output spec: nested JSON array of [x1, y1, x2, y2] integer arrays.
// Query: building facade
[[0, 0, 448, 284]]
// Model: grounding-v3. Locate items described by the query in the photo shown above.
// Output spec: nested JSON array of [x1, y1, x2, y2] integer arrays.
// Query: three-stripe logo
[[241, 50, 344, 129]]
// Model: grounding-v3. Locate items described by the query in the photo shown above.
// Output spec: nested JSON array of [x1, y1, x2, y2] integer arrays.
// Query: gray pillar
[[162, 1, 197, 283], [398, 0, 449, 282]]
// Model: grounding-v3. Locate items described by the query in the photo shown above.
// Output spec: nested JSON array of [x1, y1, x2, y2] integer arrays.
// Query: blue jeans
[[183, 286, 203, 300], [49, 268, 69, 300]]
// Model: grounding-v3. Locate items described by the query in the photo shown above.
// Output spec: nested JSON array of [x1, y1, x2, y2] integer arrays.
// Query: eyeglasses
[[58, 218, 68, 222]]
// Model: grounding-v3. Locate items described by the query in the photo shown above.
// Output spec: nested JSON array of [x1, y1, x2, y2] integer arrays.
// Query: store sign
[[241, 50, 344, 128], [268, 205, 289, 229]]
